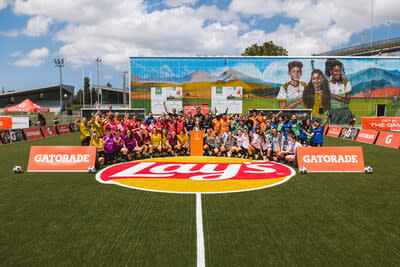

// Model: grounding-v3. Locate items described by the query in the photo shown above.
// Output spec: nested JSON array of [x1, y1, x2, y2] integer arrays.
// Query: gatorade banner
[[375, 131, 400, 148], [190, 131, 204, 156], [184, 104, 209, 115], [356, 129, 379, 144], [41, 126, 57, 137], [23, 127, 43, 140], [56, 124, 71, 135], [323, 125, 329, 135], [362, 117, 400, 131], [0, 116, 12, 130], [297, 146, 365, 172], [9, 129, 25, 142], [326, 126, 342, 137], [339, 127, 359, 140], [28, 146, 97, 172]]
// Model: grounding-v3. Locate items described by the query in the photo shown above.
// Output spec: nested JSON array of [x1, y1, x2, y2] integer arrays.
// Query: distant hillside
[[352, 86, 400, 99], [348, 67, 400, 96]]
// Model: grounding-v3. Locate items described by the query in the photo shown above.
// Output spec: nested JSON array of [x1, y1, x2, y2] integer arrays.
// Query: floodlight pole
[[96, 57, 102, 107], [54, 58, 64, 114], [370, 0, 374, 48], [123, 71, 128, 105]]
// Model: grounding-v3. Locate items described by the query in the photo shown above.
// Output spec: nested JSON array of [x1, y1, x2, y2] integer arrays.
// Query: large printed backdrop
[[130, 57, 400, 116]]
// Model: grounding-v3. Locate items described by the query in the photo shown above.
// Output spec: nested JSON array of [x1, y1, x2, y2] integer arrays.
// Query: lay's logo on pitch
[[96, 157, 295, 194]]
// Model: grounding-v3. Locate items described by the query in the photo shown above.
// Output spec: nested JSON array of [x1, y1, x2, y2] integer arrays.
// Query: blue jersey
[[312, 126, 324, 144], [299, 127, 307, 140], [282, 121, 292, 138]]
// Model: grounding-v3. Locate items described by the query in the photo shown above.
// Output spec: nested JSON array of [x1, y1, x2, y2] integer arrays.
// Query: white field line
[[196, 193, 205, 267]]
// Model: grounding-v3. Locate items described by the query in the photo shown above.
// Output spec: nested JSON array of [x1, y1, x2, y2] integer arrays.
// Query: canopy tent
[[4, 99, 50, 113]]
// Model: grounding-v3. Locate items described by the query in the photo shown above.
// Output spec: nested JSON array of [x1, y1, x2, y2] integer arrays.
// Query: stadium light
[[96, 57, 102, 107], [54, 58, 64, 113]]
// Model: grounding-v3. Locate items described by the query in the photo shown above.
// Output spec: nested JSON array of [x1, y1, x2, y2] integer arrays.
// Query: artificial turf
[[0, 133, 399, 266]]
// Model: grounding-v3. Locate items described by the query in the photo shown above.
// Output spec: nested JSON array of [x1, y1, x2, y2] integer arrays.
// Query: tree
[[106, 82, 112, 87], [241, 41, 288, 56]]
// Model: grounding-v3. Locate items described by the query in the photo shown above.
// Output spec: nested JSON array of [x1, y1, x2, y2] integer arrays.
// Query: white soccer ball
[[299, 166, 307, 174], [13, 166, 22, 174], [364, 166, 373, 174], [88, 166, 96, 173]]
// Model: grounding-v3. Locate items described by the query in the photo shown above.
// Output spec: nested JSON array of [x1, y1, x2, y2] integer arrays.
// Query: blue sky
[[0, 0, 399, 93]]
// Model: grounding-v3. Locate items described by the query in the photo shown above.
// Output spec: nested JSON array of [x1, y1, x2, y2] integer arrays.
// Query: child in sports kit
[[306, 118, 328, 147], [204, 128, 216, 156], [166, 130, 179, 156], [103, 128, 116, 164], [276, 61, 307, 109], [248, 131, 261, 160], [325, 59, 352, 125], [150, 128, 162, 157], [124, 129, 139, 161], [177, 130, 189, 155], [90, 132, 105, 167]]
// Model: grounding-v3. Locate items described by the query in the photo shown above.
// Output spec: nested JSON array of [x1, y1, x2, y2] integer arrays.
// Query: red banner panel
[[56, 124, 71, 135], [375, 131, 400, 148], [356, 129, 379, 144], [326, 126, 342, 137], [23, 127, 44, 140], [297, 146, 365, 172], [41, 126, 57, 137], [362, 117, 400, 131]]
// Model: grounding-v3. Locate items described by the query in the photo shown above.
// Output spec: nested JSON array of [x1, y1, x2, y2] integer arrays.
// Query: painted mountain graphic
[[352, 87, 400, 98], [347, 67, 400, 96], [187, 69, 217, 82], [217, 68, 281, 87], [131, 73, 142, 81], [136, 67, 280, 87]]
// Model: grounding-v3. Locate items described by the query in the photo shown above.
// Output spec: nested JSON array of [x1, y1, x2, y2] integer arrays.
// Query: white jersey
[[250, 133, 261, 149], [276, 82, 307, 108], [241, 133, 249, 149], [235, 134, 245, 147], [329, 79, 352, 109], [261, 139, 271, 151]]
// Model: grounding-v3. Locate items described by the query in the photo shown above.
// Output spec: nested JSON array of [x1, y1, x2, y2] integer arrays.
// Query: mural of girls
[[303, 69, 331, 117], [325, 59, 352, 125]]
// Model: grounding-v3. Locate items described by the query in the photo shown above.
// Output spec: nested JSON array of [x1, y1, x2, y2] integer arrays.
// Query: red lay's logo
[[96, 157, 295, 194]]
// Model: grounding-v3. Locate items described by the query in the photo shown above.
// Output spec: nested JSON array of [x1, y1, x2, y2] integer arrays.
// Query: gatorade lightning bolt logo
[[96, 157, 295, 194]]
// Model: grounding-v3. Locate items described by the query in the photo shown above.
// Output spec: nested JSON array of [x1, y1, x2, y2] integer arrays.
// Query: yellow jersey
[[77, 122, 91, 141], [177, 133, 188, 145], [311, 91, 323, 117], [151, 134, 162, 146], [90, 138, 104, 152]]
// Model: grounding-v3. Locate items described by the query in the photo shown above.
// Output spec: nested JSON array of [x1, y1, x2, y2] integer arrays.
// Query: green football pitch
[[0, 133, 399, 266]]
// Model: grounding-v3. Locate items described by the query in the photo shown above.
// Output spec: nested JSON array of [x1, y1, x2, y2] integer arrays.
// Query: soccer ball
[[88, 166, 96, 173], [364, 166, 373, 174], [13, 166, 22, 174], [299, 166, 307, 174]]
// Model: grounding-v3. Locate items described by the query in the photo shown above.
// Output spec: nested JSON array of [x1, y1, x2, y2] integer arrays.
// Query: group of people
[[76, 106, 327, 168]]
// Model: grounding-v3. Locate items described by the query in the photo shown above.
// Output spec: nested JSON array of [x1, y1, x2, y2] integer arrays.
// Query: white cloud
[[164, 0, 197, 7], [0, 29, 19, 37], [13, 47, 49, 67], [8, 0, 400, 72], [22, 16, 52, 36], [0, 0, 11, 9], [10, 51, 21, 57]]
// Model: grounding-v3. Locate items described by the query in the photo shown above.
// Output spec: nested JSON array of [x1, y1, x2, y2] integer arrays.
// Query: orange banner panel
[[356, 129, 379, 144], [190, 131, 204, 156], [375, 131, 400, 148], [326, 126, 342, 137], [28, 146, 97, 172], [0, 116, 12, 130], [362, 117, 400, 131], [23, 127, 43, 140], [56, 124, 71, 135], [40, 126, 57, 137], [297, 146, 365, 172]]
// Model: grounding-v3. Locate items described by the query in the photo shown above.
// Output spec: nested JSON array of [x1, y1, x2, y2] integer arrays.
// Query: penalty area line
[[196, 193, 205, 267]]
